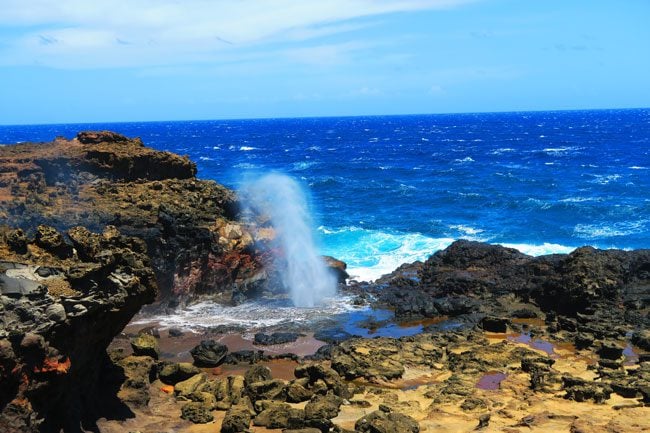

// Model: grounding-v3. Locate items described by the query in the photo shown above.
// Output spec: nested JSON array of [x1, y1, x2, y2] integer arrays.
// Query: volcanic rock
[[0, 132, 267, 303], [180, 402, 214, 424], [130, 333, 160, 359], [355, 407, 420, 433], [253, 402, 305, 429], [221, 404, 252, 433], [158, 362, 200, 385], [0, 225, 157, 432], [254, 332, 301, 346], [190, 339, 228, 367]]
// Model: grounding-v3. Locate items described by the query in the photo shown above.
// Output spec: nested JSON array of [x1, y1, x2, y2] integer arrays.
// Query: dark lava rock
[[511, 308, 538, 319], [247, 379, 287, 401], [221, 404, 252, 433], [190, 340, 228, 367], [245, 365, 273, 385], [574, 333, 595, 349], [286, 382, 313, 403], [355, 408, 420, 433], [562, 376, 612, 403], [254, 332, 301, 346], [480, 316, 509, 333], [6, 228, 27, 254], [0, 225, 157, 432], [35, 225, 73, 259], [323, 255, 349, 283], [225, 349, 265, 364], [253, 403, 305, 429], [304, 394, 343, 420], [168, 328, 184, 337], [158, 362, 200, 385], [631, 330, 650, 351], [77, 130, 131, 144], [0, 131, 267, 304], [180, 402, 214, 424], [597, 341, 625, 360]]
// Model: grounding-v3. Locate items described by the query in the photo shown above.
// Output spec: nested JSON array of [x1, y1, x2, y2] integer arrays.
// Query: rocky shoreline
[[1, 132, 649, 432]]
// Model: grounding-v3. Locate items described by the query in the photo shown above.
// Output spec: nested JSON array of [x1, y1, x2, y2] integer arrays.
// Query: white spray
[[242, 173, 337, 307]]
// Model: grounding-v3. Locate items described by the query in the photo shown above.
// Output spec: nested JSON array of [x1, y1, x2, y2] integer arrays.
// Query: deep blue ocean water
[[2, 109, 650, 281]]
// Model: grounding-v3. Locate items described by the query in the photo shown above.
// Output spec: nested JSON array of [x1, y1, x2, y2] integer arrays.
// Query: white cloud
[[0, 0, 478, 68]]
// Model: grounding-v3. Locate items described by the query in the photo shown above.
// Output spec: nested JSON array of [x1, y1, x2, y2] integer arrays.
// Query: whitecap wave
[[240, 146, 257, 151], [448, 224, 485, 237], [489, 148, 515, 155], [590, 174, 622, 185], [319, 226, 454, 282], [574, 220, 648, 239], [292, 161, 317, 171], [319, 226, 587, 281], [233, 162, 261, 169], [497, 243, 576, 256]]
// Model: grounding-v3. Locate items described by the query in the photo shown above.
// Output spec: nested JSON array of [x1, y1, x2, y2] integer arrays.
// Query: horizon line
[[1, 106, 648, 128]]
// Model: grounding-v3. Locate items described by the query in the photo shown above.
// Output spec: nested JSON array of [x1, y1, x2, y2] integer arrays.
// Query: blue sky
[[0, 0, 648, 125]]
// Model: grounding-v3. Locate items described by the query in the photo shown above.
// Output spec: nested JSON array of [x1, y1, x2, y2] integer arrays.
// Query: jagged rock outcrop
[[372, 240, 650, 332], [0, 131, 269, 302], [0, 225, 157, 432]]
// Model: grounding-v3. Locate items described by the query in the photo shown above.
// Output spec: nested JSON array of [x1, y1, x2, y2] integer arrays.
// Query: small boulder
[[247, 379, 287, 401], [481, 316, 509, 333], [286, 382, 313, 403], [254, 332, 301, 346], [304, 394, 342, 420], [159, 362, 200, 385], [35, 225, 72, 259], [175, 373, 208, 397], [355, 408, 419, 433], [597, 341, 624, 360], [253, 403, 304, 429], [180, 402, 213, 424], [117, 355, 156, 407], [131, 333, 160, 359], [44, 303, 67, 323], [631, 330, 650, 351], [221, 404, 252, 433], [244, 365, 273, 385], [6, 229, 28, 254], [190, 340, 228, 366]]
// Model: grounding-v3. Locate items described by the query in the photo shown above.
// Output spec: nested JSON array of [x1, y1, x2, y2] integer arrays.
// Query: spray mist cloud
[[241, 173, 336, 307]]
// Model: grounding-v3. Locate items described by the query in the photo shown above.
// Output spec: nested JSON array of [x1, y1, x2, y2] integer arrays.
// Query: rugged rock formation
[[0, 225, 157, 432], [371, 240, 650, 334], [0, 131, 269, 303]]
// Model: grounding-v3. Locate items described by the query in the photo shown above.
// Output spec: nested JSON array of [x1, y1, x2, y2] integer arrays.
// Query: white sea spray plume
[[241, 173, 336, 307]]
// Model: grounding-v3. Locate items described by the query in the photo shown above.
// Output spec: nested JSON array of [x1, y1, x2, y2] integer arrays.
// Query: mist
[[241, 173, 337, 307]]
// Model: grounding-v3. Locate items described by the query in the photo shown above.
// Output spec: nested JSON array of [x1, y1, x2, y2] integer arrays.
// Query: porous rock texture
[[0, 225, 157, 432], [0, 131, 268, 303]]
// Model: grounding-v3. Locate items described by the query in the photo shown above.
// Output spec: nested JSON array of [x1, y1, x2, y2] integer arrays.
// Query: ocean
[[2, 109, 649, 284]]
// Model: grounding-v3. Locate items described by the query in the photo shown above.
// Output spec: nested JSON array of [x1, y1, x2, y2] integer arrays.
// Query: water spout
[[241, 173, 336, 307]]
